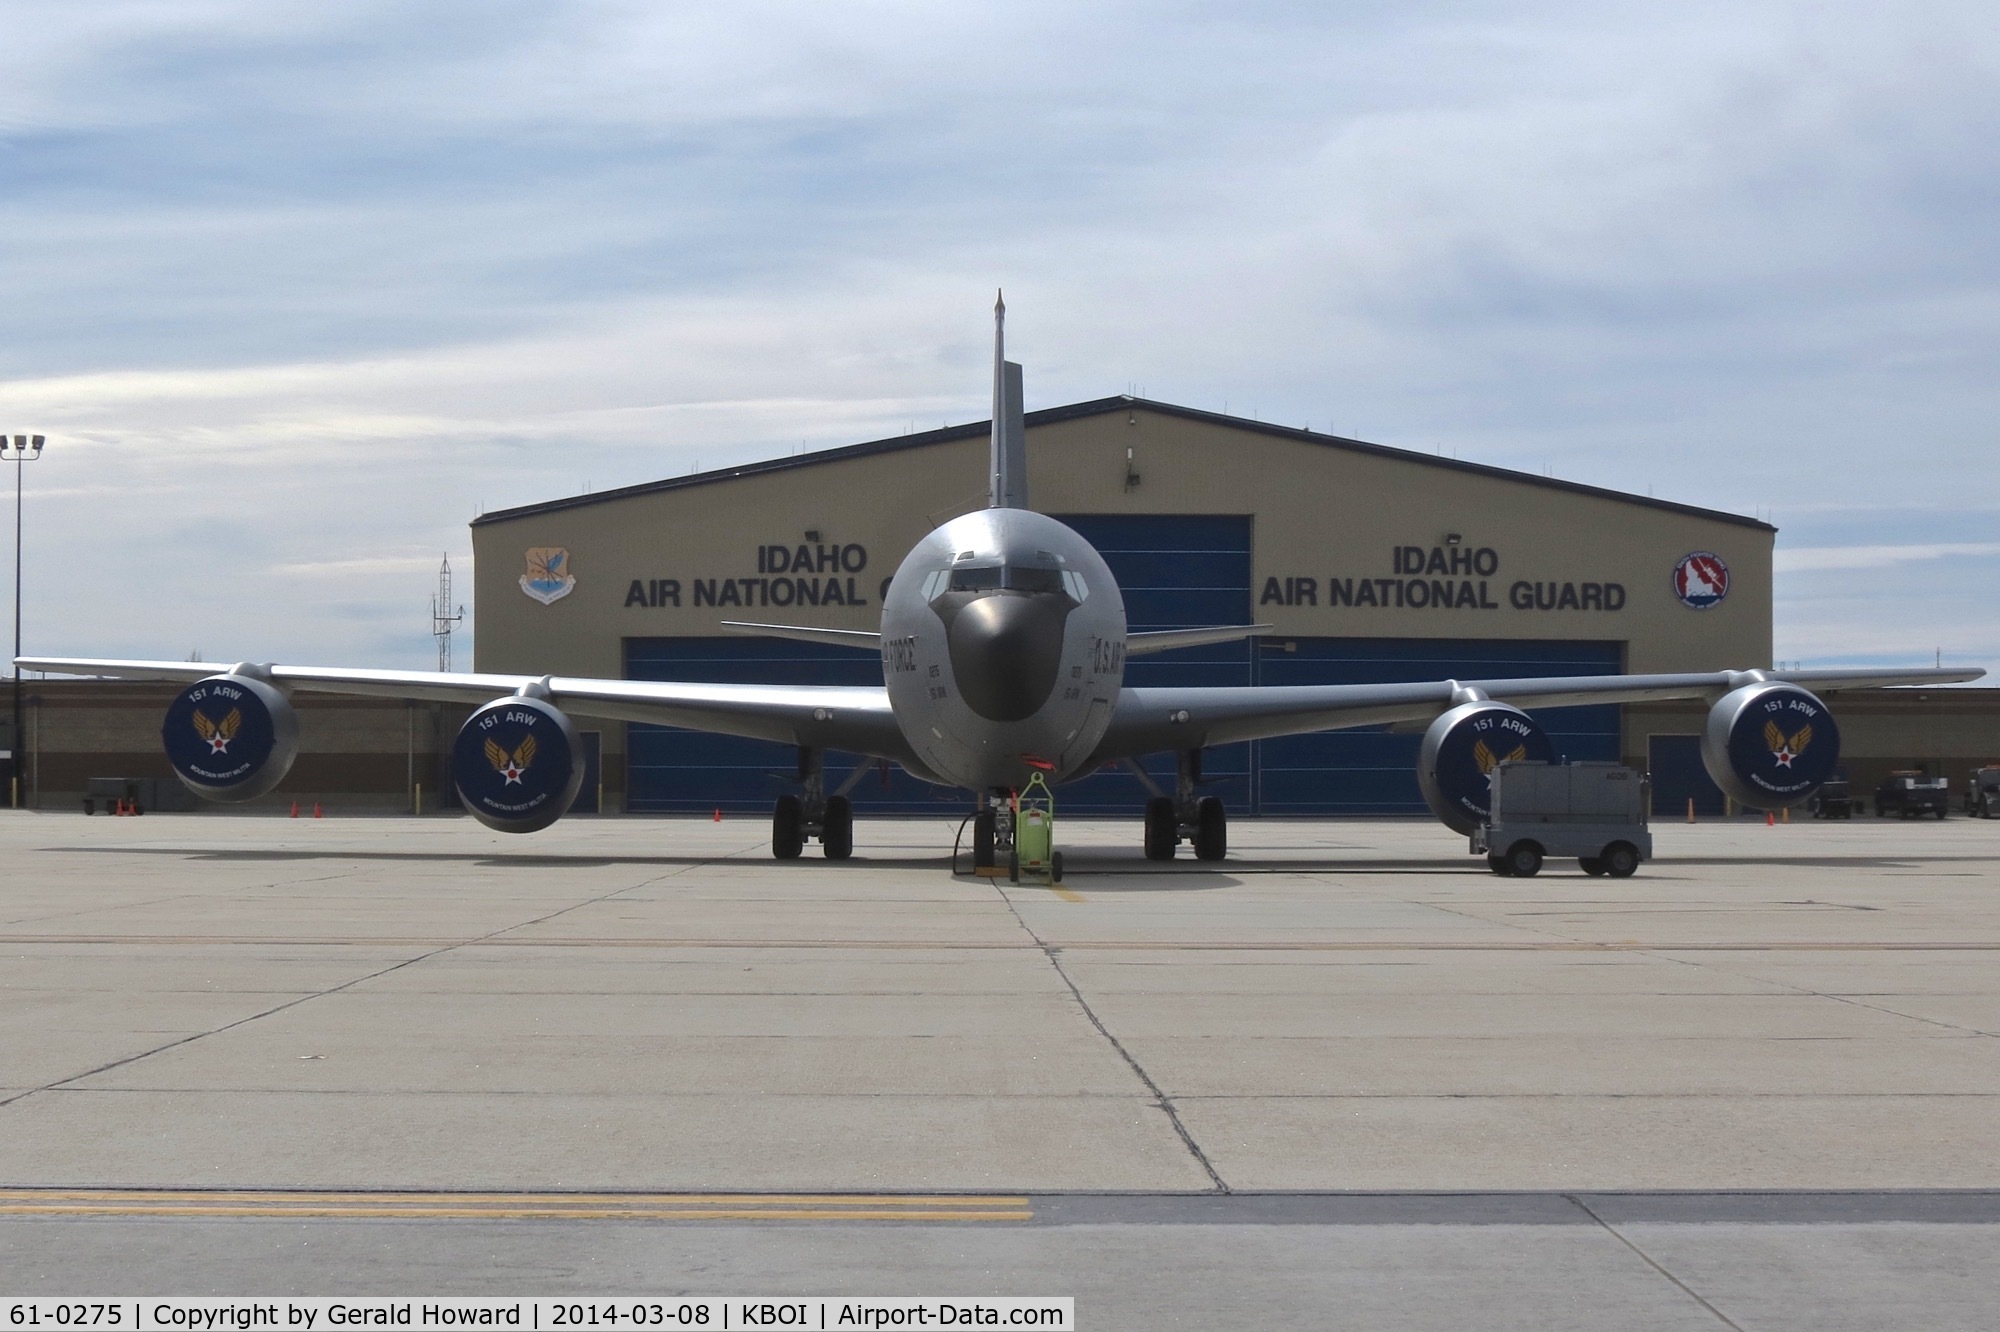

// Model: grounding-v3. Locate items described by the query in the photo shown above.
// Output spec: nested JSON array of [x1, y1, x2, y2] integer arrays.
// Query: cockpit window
[[1004, 567, 1064, 595], [932, 565, 1082, 598]]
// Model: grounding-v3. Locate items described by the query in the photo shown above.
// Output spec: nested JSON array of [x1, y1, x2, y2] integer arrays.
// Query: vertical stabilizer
[[989, 292, 1028, 510]]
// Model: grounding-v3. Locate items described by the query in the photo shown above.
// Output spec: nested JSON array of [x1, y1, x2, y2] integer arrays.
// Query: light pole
[[4, 434, 45, 809]]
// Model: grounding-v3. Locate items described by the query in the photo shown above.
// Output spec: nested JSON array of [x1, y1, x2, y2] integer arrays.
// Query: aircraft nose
[[947, 592, 1069, 723]]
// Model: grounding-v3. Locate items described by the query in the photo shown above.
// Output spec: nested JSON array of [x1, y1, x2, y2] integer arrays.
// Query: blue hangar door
[[624, 513, 1625, 816], [624, 638, 958, 814]]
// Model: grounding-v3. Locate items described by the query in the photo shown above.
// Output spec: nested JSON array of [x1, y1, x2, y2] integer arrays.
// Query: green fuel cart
[[1009, 772, 1064, 883]]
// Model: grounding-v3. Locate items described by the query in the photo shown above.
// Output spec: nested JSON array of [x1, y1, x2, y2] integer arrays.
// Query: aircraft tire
[[823, 795, 854, 860], [1008, 850, 1020, 882], [1193, 797, 1227, 861], [772, 795, 804, 860], [1143, 797, 1177, 861], [973, 808, 996, 867]]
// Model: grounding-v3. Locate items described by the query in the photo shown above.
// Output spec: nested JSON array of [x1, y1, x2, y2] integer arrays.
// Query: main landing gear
[[1140, 750, 1227, 861], [770, 747, 854, 860]]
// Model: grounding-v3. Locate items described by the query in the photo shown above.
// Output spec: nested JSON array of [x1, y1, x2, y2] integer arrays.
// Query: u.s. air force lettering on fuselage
[[622, 541, 889, 611], [1259, 543, 1628, 613]]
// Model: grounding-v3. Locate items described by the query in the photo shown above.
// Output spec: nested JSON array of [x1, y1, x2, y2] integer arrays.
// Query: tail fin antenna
[[989, 291, 1028, 509]]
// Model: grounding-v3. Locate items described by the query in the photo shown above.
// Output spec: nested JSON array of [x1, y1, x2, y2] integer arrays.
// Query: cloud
[[0, 0, 1994, 680], [1777, 543, 2000, 573]]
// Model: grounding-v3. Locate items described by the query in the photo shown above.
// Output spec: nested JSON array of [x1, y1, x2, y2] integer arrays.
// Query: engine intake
[[1419, 701, 1554, 834], [452, 694, 583, 833], [1702, 682, 1840, 810], [161, 673, 299, 802]]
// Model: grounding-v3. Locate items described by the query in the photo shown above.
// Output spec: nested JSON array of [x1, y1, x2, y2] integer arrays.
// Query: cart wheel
[[1505, 842, 1543, 877], [1008, 851, 1020, 883], [1050, 851, 1063, 884], [1603, 842, 1640, 878], [1579, 856, 1607, 876], [1487, 854, 1512, 876]]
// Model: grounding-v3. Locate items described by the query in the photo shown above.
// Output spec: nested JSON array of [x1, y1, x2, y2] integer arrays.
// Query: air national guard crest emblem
[[1672, 552, 1729, 610], [520, 547, 575, 605]]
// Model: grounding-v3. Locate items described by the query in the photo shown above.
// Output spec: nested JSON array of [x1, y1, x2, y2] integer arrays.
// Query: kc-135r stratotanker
[[21, 298, 1983, 865]]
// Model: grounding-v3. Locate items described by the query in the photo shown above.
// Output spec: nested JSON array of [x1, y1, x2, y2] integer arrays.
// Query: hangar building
[[469, 396, 1781, 818]]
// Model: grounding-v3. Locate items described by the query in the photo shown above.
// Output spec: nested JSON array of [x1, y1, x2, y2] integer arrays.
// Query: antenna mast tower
[[431, 554, 464, 672]]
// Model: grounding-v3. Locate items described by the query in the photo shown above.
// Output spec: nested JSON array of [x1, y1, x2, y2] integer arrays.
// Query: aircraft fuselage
[[880, 507, 1126, 791]]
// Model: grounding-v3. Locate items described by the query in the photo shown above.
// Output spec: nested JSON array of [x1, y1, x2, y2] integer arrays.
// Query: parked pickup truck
[[1875, 771, 1949, 819], [1809, 779, 1856, 819], [1474, 761, 1652, 878], [1965, 767, 2000, 819]]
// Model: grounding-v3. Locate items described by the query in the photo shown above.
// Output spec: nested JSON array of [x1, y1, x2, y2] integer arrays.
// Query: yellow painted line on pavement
[[1049, 886, 1085, 903], [0, 1205, 1031, 1221], [0, 1190, 1032, 1222]]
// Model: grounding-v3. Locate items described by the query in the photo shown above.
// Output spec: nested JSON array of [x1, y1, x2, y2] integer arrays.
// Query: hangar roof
[[473, 395, 1776, 533]]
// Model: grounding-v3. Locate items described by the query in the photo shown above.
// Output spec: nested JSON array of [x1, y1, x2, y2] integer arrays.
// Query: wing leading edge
[[17, 657, 913, 762], [1087, 666, 1985, 763]]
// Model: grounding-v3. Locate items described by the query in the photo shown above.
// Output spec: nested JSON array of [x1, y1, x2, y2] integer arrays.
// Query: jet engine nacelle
[[1701, 682, 1840, 810], [1418, 701, 1554, 834], [452, 694, 584, 833], [161, 673, 300, 802]]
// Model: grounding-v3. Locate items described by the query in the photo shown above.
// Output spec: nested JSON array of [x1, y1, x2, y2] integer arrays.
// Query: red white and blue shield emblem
[[1672, 552, 1729, 610]]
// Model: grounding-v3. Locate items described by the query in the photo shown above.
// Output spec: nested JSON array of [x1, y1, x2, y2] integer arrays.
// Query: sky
[[0, 0, 1995, 676]]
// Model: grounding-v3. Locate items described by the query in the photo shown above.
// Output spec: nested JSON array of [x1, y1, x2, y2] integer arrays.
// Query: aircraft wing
[[1088, 665, 1985, 760], [17, 657, 911, 759]]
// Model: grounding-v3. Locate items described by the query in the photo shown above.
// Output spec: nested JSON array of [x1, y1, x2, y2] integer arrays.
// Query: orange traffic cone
[[712, 808, 722, 822], [1766, 811, 1775, 827], [313, 802, 323, 819], [290, 801, 299, 818]]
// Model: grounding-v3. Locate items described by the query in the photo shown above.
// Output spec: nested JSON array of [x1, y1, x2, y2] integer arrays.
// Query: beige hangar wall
[[470, 401, 1776, 804]]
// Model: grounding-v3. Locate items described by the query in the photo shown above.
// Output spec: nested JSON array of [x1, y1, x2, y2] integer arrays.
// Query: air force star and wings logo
[[1474, 739, 1529, 783], [520, 547, 576, 605], [192, 708, 242, 756], [485, 734, 537, 786], [1764, 720, 1813, 769]]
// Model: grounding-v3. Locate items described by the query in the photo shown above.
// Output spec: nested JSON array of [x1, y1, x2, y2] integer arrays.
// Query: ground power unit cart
[[1473, 760, 1652, 878]]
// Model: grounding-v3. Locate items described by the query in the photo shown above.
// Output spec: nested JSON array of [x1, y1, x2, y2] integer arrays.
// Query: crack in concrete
[[1569, 1193, 1747, 1330], [991, 884, 1230, 1193], [0, 854, 727, 1111]]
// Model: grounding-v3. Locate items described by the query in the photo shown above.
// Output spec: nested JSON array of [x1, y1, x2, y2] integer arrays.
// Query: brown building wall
[[16, 680, 470, 812], [1628, 688, 2000, 804]]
